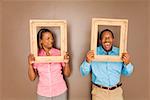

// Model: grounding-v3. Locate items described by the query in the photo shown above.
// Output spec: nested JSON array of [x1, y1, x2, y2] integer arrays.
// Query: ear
[[99, 39, 102, 45], [97, 39, 101, 46], [112, 38, 115, 44]]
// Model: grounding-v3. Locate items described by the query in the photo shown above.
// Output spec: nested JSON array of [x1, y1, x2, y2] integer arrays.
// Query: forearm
[[122, 63, 134, 76], [28, 64, 37, 81], [63, 63, 71, 77], [80, 60, 91, 76]]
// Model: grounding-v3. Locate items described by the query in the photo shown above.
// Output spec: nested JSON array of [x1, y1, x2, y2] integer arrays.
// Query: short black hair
[[99, 29, 114, 40]]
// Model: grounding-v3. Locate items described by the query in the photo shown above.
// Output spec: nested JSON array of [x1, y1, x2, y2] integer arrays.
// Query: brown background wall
[[0, 1, 2, 100], [148, 0, 150, 98], [0, 0, 149, 100]]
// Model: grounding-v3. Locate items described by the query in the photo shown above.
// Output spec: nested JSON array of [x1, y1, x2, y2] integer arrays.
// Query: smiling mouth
[[104, 42, 112, 49], [104, 42, 111, 46]]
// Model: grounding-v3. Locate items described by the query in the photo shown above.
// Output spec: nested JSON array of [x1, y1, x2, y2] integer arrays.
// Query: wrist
[[28, 63, 33, 66], [64, 62, 69, 64], [86, 58, 91, 63], [124, 61, 130, 65]]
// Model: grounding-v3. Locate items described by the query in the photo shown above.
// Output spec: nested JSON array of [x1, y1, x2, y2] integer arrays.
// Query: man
[[80, 29, 134, 100]]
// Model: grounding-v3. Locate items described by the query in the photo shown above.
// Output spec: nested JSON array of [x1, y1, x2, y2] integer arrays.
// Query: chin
[[105, 49, 110, 51], [47, 46, 52, 49], [104, 47, 112, 52]]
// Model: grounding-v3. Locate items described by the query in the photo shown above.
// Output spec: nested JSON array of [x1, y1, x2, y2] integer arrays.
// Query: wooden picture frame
[[30, 20, 67, 63], [91, 18, 128, 62]]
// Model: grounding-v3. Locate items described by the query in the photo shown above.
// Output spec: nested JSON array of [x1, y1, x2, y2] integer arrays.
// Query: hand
[[122, 53, 131, 65], [64, 52, 70, 63], [28, 54, 35, 65], [86, 50, 94, 63]]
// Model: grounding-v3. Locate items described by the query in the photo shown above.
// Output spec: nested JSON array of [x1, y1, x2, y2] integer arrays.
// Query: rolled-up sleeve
[[121, 63, 134, 76], [33, 63, 38, 69], [80, 60, 91, 76]]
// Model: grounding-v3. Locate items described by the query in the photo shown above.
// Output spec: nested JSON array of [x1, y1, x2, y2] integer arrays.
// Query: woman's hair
[[37, 28, 55, 49]]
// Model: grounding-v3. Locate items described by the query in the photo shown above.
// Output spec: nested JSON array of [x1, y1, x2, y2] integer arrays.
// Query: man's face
[[101, 31, 114, 52]]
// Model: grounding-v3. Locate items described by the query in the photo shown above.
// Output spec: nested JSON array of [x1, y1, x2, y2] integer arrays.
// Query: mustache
[[104, 42, 111, 43]]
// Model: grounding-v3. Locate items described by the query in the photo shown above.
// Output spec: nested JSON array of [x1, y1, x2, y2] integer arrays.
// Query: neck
[[42, 46, 51, 53]]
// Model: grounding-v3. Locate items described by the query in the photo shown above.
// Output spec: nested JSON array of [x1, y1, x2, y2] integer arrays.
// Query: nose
[[105, 38, 110, 42], [49, 39, 54, 43]]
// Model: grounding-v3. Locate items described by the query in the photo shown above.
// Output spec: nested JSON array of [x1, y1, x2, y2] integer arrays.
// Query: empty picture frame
[[30, 20, 67, 63], [91, 18, 128, 62]]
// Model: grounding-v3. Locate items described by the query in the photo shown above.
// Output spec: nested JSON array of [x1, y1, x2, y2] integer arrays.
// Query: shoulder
[[97, 45, 102, 51], [96, 45, 104, 55], [113, 46, 119, 51], [112, 46, 120, 54], [38, 49, 46, 56]]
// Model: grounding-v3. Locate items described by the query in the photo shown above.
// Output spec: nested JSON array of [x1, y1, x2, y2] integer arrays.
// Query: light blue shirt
[[80, 45, 134, 87]]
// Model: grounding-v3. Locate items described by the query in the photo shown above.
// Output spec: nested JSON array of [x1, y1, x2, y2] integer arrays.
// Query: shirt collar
[[99, 45, 116, 54], [38, 48, 54, 56]]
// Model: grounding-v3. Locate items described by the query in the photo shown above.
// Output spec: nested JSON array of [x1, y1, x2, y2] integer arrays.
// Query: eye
[[47, 37, 54, 42]]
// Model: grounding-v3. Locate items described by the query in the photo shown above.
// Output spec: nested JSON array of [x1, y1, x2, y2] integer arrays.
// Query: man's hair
[[99, 29, 114, 40]]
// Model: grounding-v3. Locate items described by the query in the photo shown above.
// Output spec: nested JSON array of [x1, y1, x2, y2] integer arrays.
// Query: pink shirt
[[33, 48, 67, 97]]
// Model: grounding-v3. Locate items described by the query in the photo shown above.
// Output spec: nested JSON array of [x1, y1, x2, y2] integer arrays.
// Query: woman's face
[[101, 31, 114, 52], [41, 32, 54, 49]]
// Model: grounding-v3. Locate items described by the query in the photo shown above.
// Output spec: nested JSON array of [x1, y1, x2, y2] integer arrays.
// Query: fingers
[[86, 50, 94, 63], [64, 52, 70, 59], [122, 53, 131, 64], [28, 54, 35, 60], [122, 53, 130, 60], [64, 52, 69, 57], [87, 50, 94, 59], [28, 54, 35, 64], [64, 52, 70, 63]]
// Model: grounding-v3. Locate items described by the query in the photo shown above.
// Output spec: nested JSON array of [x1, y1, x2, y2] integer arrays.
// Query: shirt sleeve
[[61, 62, 65, 67], [80, 60, 91, 76], [121, 63, 134, 76], [33, 63, 39, 69]]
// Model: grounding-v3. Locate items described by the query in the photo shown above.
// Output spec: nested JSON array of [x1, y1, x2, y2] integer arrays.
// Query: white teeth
[[105, 43, 110, 45]]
